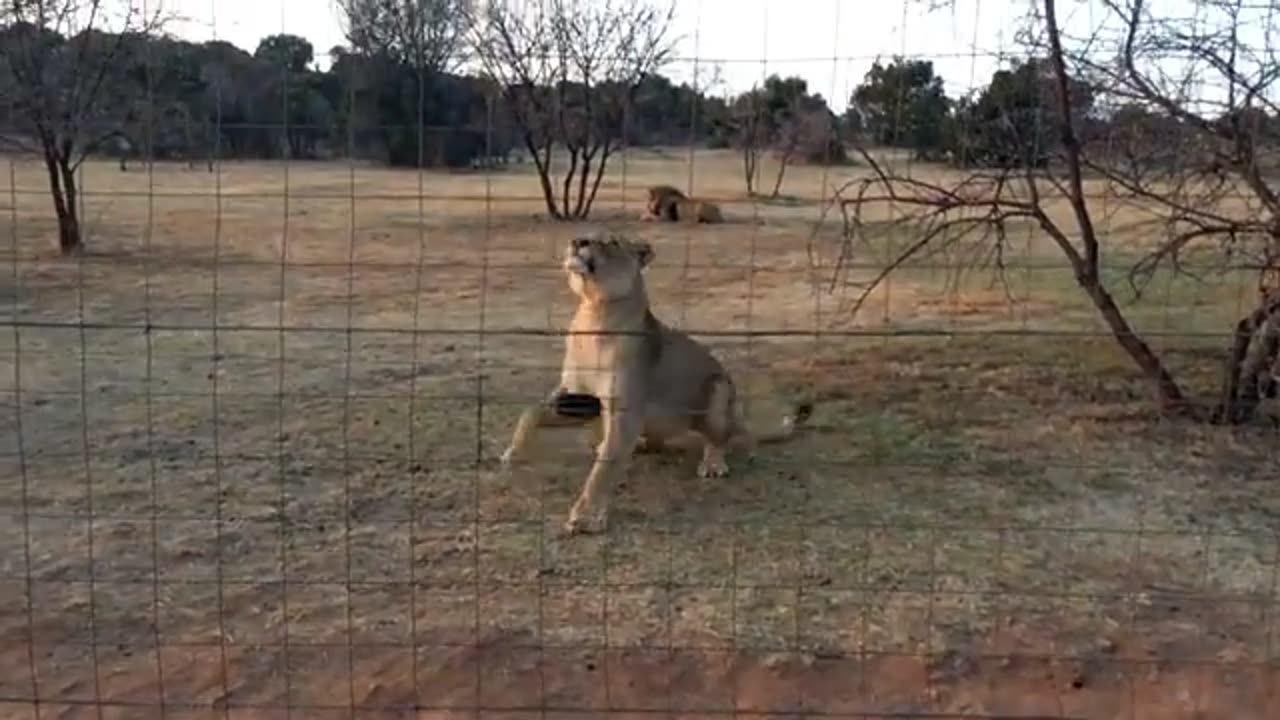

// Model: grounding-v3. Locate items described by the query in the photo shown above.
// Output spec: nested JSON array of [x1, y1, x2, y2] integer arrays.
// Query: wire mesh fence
[[2, 0, 1279, 718]]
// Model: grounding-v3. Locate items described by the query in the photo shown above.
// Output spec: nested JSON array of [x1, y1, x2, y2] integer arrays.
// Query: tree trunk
[[1034, 1, 1190, 417], [522, 132, 562, 219], [560, 146, 579, 219], [742, 145, 757, 195], [770, 146, 795, 198], [572, 146, 596, 219], [1078, 272, 1193, 415], [1216, 290, 1280, 424], [42, 151, 82, 255], [581, 142, 613, 220]]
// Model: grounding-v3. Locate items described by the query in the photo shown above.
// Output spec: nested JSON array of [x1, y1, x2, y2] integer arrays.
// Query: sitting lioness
[[499, 231, 811, 534], [643, 184, 725, 224]]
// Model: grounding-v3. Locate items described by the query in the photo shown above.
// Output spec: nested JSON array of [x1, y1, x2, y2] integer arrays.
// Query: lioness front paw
[[499, 446, 519, 467], [697, 457, 729, 478], [564, 499, 608, 535]]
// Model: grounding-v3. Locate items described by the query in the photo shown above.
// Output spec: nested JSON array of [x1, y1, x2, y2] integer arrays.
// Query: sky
[[157, 0, 1245, 113], [155, 0, 1043, 111]]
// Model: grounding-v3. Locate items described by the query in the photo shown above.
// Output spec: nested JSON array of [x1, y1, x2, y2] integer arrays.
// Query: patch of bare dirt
[[1, 626, 1274, 719]]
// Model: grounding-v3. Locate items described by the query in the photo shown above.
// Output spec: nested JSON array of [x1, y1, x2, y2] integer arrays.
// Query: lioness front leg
[[566, 401, 641, 535], [694, 377, 737, 478], [500, 390, 590, 466]]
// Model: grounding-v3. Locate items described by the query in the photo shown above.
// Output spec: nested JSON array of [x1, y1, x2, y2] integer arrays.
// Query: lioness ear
[[634, 240, 655, 267]]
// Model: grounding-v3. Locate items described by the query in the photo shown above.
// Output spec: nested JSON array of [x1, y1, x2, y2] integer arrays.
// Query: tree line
[[3, 1, 1278, 251], [0, 1, 739, 246]]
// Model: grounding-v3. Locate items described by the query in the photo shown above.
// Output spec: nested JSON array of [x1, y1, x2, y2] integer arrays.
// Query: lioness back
[[644, 320, 730, 417]]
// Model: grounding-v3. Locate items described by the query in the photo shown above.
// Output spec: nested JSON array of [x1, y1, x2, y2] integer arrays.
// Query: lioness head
[[563, 232, 654, 302]]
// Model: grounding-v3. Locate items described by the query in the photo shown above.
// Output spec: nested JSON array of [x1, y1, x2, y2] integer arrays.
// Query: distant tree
[[726, 75, 838, 196], [470, 0, 676, 219], [628, 72, 724, 145], [850, 57, 951, 157], [255, 33, 315, 73], [699, 93, 732, 148], [0, 0, 165, 254], [948, 56, 1095, 168], [335, 0, 478, 167], [759, 76, 814, 197], [196, 39, 266, 159], [786, 108, 848, 166], [108, 34, 212, 170], [254, 34, 335, 159], [154, 38, 217, 169], [840, 104, 864, 142], [1083, 102, 1195, 175], [340, 0, 470, 72]]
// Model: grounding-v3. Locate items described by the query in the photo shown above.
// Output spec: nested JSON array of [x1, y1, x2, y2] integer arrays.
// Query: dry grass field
[[0, 147, 1278, 718]]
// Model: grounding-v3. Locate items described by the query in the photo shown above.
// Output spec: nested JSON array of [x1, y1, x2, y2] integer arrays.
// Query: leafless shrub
[[468, 0, 676, 220]]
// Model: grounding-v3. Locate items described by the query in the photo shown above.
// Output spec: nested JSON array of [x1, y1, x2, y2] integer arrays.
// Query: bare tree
[[0, 0, 164, 254], [769, 104, 803, 199], [769, 100, 839, 197], [828, 0, 1280, 423], [726, 75, 829, 198], [731, 86, 767, 195], [469, 0, 675, 220], [1082, 0, 1280, 423]]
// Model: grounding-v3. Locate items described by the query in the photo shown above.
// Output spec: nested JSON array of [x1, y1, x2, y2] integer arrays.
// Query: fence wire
[[2, 1, 1280, 719]]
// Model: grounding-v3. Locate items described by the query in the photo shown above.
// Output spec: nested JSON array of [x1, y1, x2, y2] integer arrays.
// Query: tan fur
[[674, 197, 725, 224], [642, 184, 725, 224], [500, 231, 810, 535]]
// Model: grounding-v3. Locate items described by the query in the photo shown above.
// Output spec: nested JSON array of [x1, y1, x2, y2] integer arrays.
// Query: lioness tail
[[733, 401, 813, 447]]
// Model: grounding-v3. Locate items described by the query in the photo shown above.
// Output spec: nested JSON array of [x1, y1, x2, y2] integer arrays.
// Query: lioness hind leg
[[634, 435, 667, 453], [694, 378, 736, 478], [585, 422, 661, 455]]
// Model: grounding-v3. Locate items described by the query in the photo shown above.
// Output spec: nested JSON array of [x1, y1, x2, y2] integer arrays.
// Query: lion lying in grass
[[642, 184, 725, 224]]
